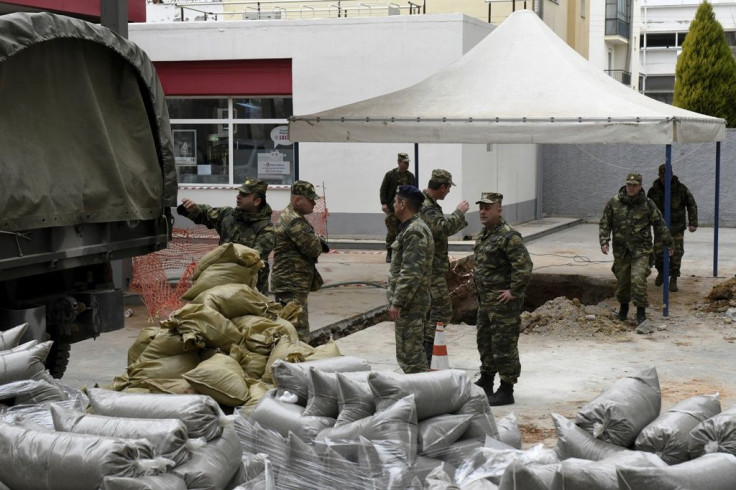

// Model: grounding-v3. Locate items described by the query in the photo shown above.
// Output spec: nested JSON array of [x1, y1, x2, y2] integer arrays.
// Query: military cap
[[291, 180, 319, 201], [398, 153, 410, 162], [658, 164, 667, 175], [431, 169, 455, 186], [475, 192, 503, 205], [626, 173, 643, 185], [238, 177, 267, 194], [396, 184, 424, 204]]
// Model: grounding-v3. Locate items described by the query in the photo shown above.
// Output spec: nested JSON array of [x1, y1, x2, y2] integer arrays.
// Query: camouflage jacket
[[420, 191, 468, 275], [380, 168, 416, 211], [647, 176, 698, 236], [387, 214, 434, 308], [271, 204, 323, 294], [599, 187, 674, 259], [473, 219, 533, 309], [184, 203, 275, 263]]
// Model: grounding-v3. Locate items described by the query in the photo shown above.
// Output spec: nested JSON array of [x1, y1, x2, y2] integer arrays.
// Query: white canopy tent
[[288, 10, 727, 314]]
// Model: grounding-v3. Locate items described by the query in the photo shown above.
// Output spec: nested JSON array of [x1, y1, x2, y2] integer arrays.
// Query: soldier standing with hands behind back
[[380, 153, 416, 263]]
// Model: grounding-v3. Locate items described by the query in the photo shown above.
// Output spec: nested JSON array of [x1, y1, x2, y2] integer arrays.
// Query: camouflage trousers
[[424, 274, 453, 343], [654, 233, 684, 277], [476, 305, 521, 385], [612, 254, 652, 307], [275, 290, 310, 343], [384, 211, 400, 250], [394, 303, 430, 374]]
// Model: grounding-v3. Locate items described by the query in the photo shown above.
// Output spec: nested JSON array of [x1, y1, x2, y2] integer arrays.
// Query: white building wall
[[131, 14, 539, 237]]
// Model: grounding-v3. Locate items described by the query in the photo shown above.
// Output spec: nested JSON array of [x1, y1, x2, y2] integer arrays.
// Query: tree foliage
[[673, 0, 736, 127]]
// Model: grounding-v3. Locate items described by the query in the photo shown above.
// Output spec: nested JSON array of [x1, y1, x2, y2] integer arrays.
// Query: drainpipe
[[100, 0, 128, 38]]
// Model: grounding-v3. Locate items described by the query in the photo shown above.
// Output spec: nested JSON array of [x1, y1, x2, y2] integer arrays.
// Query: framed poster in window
[[174, 129, 197, 165]]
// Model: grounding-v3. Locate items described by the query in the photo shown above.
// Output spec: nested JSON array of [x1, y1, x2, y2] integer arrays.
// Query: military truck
[[0, 12, 177, 377]]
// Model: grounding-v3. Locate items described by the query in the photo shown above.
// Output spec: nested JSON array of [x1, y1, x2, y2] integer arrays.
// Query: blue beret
[[396, 185, 423, 203]]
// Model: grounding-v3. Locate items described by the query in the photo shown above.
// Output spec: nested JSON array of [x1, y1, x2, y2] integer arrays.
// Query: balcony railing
[[605, 69, 631, 86]]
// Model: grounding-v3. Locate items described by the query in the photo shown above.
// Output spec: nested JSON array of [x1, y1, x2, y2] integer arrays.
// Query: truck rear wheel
[[45, 341, 72, 379]]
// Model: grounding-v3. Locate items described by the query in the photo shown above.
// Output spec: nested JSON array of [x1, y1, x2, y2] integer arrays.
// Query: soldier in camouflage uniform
[[177, 178, 275, 293], [472, 192, 532, 406], [600, 173, 673, 325], [387, 185, 434, 374], [271, 180, 328, 343], [380, 152, 416, 263], [647, 164, 698, 292], [419, 169, 469, 365]]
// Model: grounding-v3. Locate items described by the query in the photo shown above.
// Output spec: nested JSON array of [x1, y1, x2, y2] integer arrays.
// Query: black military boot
[[474, 372, 495, 397], [636, 306, 647, 325], [488, 381, 515, 406], [385, 250, 392, 263], [424, 341, 434, 366], [617, 303, 629, 322], [670, 276, 678, 292], [654, 270, 664, 287]]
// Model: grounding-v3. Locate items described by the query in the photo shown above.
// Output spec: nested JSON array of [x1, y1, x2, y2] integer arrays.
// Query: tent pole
[[294, 142, 300, 181], [413, 143, 419, 187], [714, 141, 721, 277], [663, 145, 671, 317]]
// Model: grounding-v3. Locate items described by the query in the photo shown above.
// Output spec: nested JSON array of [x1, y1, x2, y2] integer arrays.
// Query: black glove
[[176, 204, 189, 217], [319, 236, 330, 253]]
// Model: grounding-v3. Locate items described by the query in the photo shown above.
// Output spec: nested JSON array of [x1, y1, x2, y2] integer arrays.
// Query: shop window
[[168, 96, 294, 186]]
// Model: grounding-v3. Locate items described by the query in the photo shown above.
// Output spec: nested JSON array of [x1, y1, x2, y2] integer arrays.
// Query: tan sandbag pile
[[181, 243, 263, 300], [111, 282, 343, 409]]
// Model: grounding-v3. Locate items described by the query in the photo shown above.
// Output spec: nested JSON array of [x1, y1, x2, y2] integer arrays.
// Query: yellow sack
[[183, 353, 251, 407], [143, 378, 198, 395], [230, 343, 268, 379], [137, 330, 187, 363], [232, 315, 299, 356], [193, 243, 262, 280], [127, 351, 201, 388], [160, 303, 243, 351], [305, 338, 342, 361], [277, 301, 303, 326], [192, 283, 273, 319], [182, 263, 258, 300], [262, 336, 315, 384], [128, 326, 159, 365]]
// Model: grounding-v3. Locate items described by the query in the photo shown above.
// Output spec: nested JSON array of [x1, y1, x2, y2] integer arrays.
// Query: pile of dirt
[[704, 277, 736, 312], [521, 296, 631, 340]]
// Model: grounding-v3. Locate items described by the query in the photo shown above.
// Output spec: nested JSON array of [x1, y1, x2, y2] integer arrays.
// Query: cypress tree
[[673, 0, 736, 127]]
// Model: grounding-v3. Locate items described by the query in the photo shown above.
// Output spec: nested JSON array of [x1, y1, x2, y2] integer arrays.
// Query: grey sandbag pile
[[689, 402, 736, 458]]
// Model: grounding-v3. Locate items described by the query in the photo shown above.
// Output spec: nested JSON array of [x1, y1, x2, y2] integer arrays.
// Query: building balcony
[[605, 69, 631, 86]]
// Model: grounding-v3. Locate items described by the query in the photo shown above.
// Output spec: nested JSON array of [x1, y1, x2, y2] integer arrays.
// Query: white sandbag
[[100, 473, 188, 490], [172, 426, 243, 490], [0, 398, 84, 430], [497, 460, 558, 490], [318, 443, 369, 490], [275, 433, 327, 490], [87, 388, 227, 441], [51, 405, 194, 466], [616, 452, 736, 490], [426, 438, 484, 468], [0, 339, 38, 353], [550, 451, 666, 490], [456, 384, 499, 442], [248, 392, 334, 441], [0, 378, 66, 405], [496, 412, 522, 450], [689, 403, 736, 457], [336, 372, 375, 425], [225, 453, 271, 490], [234, 417, 288, 469], [636, 393, 722, 464], [369, 369, 472, 421], [0, 340, 52, 384], [454, 443, 559, 487], [316, 394, 418, 464], [0, 323, 28, 350], [304, 368, 372, 419], [575, 366, 661, 447], [418, 413, 474, 454], [271, 356, 372, 405], [552, 413, 627, 461], [0, 421, 167, 490]]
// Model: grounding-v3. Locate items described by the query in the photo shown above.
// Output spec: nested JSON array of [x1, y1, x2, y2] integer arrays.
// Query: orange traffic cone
[[430, 322, 449, 371]]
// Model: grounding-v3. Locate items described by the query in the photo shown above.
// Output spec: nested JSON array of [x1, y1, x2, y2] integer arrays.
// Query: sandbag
[[192, 243, 262, 280], [136, 330, 188, 363], [127, 351, 200, 388], [336, 371, 375, 425], [0, 323, 28, 350], [0, 421, 166, 490], [496, 412, 522, 450], [0, 378, 66, 405], [497, 460, 558, 490], [457, 384, 500, 442], [271, 356, 372, 405], [51, 405, 194, 466], [0, 340, 52, 384], [172, 426, 243, 490], [184, 263, 258, 300], [689, 403, 736, 458], [369, 369, 472, 421], [100, 473, 188, 490], [418, 413, 474, 454], [316, 394, 418, 464], [550, 451, 666, 490], [425, 438, 484, 468], [238, 378, 272, 417], [575, 366, 661, 447], [160, 303, 243, 351], [552, 413, 627, 461], [231, 315, 300, 355], [128, 327, 161, 365], [636, 393, 722, 464], [229, 343, 269, 380], [304, 368, 371, 419], [193, 283, 274, 319], [182, 352, 251, 407], [0, 339, 38, 353], [87, 388, 226, 441], [304, 338, 342, 361], [616, 452, 736, 490], [248, 392, 334, 441], [453, 443, 559, 487], [143, 378, 197, 395], [262, 336, 315, 384]]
